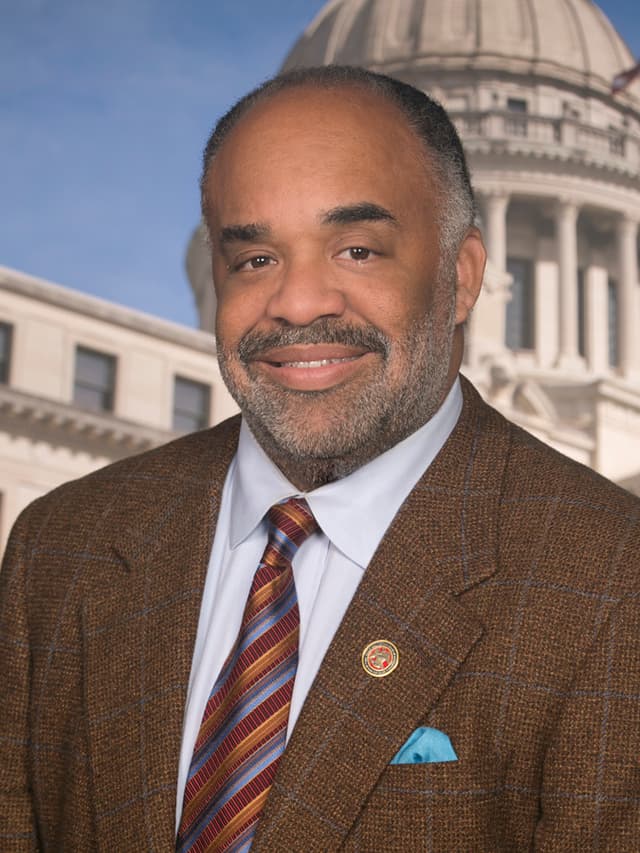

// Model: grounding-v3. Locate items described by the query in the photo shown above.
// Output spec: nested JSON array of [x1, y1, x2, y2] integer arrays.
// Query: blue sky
[[2, 0, 638, 328]]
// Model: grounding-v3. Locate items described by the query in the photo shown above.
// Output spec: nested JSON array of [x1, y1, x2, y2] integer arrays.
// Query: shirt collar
[[229, 378, 462, 567]]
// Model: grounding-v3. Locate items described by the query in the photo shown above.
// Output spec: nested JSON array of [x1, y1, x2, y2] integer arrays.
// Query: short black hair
[[200, 65, 475, 260]]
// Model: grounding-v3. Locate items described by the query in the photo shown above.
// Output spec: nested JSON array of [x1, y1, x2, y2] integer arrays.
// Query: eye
[[337, 247, 373, 262], [232, 254, 275, 272]]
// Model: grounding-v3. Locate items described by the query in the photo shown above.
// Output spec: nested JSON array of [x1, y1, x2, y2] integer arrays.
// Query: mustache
[[237, 320, 390, 362]]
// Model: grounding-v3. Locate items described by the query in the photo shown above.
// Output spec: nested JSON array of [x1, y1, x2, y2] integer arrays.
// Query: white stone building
[[187, 0, 640, 494], [0, 265, 237, 550]]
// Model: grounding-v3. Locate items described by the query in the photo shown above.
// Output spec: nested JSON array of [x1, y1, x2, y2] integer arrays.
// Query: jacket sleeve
[[0, 510, 40, 852], [534, 595, 640, 850]]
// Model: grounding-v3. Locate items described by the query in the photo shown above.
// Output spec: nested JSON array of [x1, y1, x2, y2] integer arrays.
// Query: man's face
[[204, 86, 484, 487]]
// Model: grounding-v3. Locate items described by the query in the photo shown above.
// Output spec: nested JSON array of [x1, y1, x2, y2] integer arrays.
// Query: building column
[[617, 216, 640, 380], [555, 200, 581, 369], [483, 192, 509, 273]]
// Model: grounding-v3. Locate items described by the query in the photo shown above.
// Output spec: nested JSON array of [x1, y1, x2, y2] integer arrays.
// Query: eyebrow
[[217, 201, 398, 246], [320, 202, 399, 227], [219, 222, 271, 245]]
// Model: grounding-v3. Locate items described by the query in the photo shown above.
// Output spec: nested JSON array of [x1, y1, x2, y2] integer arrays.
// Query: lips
[[250, 344, 374, 391], [258, 345, 367, 367]]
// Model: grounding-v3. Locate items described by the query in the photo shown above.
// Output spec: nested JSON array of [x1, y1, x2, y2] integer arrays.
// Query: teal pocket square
[[390, 726, 458, 764]]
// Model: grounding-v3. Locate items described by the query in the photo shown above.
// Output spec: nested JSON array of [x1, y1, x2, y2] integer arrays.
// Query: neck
[[245, 413, 390, 491], [268, 451, 365, 492]]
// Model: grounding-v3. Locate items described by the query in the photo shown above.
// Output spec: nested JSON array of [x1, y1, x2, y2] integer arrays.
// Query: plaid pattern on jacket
[[2, 378, 640, 851]]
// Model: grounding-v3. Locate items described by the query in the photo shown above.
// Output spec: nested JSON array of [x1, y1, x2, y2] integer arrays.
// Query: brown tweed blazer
[[2, 378, 640, 851]]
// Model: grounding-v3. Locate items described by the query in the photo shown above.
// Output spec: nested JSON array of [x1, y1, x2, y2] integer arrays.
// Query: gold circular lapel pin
[[362, 640, 399, 678]]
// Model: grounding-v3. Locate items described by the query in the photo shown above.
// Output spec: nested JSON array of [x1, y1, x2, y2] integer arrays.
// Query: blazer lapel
[[83, 418, 240, 850], [253, 380, 510, 851]]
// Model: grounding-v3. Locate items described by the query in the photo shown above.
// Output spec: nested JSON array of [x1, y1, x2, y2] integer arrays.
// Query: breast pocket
[[345, 758, 505, 853]]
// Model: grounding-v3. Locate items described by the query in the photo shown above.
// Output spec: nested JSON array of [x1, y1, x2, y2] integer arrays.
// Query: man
[[1, 66, 639, 852]]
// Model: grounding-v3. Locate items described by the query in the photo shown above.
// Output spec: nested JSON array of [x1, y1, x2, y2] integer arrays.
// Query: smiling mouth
[[271, 356, 360, 368], [251, 348, 374, 393], [237, 320, 389, 367]]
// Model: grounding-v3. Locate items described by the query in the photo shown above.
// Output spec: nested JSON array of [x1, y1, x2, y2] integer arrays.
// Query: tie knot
[[265, 497, 318, 566]]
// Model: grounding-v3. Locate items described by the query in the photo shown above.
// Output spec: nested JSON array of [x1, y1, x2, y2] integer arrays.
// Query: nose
[[266, 255, 347, 326]]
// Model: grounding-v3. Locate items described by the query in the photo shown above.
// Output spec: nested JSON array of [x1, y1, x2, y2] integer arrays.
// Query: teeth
[[281, 357, 356, 368]]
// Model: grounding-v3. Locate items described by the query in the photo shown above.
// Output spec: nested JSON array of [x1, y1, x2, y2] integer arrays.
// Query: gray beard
[[217, 296, 456, 491]]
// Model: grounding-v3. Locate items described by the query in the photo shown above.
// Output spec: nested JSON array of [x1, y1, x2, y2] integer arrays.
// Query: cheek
[[353, 264, 436, 324], [214, 301, 242, 352], [364, 294, 431, 347], [215, 288, 260, 350], [347, 285, 410, 334]]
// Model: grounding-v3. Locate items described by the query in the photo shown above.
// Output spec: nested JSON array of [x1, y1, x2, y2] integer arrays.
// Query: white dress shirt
[[175, 378, 463, 828]]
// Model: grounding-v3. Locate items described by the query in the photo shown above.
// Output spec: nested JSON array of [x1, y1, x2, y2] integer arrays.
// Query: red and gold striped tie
[[176, 497, 317, 852]]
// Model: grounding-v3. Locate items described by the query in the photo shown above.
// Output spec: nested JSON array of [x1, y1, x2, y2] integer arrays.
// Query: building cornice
[[0, 385, 175, 452], [0, 266, 217, 356]]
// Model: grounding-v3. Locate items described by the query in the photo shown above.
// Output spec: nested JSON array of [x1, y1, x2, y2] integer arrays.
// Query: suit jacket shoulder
[[486, 384, 639, 599], [0, 415, 241, 852]]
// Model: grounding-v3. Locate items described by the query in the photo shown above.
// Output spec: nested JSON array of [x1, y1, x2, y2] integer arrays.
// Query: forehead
[[204, 85, 436, 214], [229, 83, 419, 145]]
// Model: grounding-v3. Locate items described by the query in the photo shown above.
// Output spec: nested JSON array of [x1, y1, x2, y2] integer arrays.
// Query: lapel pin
[[362, 640, 399, 678]]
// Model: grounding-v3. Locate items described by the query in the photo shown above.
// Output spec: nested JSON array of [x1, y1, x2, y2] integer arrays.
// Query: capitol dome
[[283, 0, 640, 101]]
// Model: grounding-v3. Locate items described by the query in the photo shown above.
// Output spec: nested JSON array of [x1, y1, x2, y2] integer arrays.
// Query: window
[[173, 376, 210, 432], [506, 98, 528, 137], [577, 269, 586, 358], [0, 322, 12, 384], [73, 346, 116, 412], [507, 97, 527, 113], [506, 258, 534, 350], [608, 278, 619, 367]]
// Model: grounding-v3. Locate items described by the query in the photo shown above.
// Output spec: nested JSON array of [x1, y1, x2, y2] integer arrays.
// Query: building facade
[[187, 0, 640, 493], [0, 265, 237, 550]]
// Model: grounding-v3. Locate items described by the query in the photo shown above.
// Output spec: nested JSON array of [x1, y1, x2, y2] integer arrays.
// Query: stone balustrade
[[451, 110, 640, 175]]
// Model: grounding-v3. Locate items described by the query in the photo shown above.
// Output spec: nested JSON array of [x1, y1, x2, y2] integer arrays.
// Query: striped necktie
[[177, 497, 318, 853]]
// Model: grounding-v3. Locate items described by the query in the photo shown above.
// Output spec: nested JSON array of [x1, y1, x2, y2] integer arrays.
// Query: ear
[[454, 227, 486, 325]]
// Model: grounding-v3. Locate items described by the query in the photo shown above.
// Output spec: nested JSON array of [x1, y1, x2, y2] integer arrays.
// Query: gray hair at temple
[[200, 65, 477, 268]]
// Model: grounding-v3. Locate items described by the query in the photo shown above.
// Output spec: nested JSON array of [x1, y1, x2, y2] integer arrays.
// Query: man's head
[[201, 66, 486, 490]]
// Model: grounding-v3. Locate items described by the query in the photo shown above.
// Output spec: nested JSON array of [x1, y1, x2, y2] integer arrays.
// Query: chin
[[255, 410, 365, 462]]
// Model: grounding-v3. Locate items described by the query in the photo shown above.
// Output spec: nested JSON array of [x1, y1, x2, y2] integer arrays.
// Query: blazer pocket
[[381, 751, 500, 791], [350, 759, 503, 852]]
